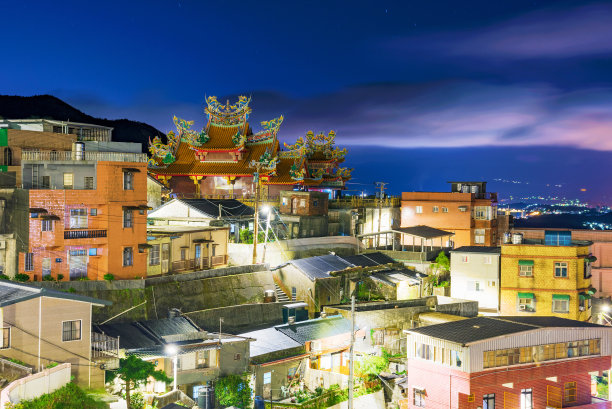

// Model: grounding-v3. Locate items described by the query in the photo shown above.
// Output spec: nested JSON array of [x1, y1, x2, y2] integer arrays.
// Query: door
[[332, 353, 342, 373], [194, 244, 201, 269], [291, 198, 298, 214], [68, 250, 87, 279], [161, 243, 169, 273]]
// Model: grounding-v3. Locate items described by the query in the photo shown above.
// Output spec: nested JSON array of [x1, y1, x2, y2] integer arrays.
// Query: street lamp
[[165, 344, 178, 391]]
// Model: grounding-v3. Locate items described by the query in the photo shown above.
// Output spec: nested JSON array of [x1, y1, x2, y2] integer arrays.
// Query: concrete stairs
[[274, 283, 291, 302]]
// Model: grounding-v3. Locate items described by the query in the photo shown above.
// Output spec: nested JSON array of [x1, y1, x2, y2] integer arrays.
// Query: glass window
[[123, 210, 133, 228], [89, 248, 98, 256], [462, 255, 469, 263], [584, 259, 592, 279], [451, 350, 462, 368], [552, 297, 570, 313], [41, 219, 53, 232], [519, 265, 533, 277], [1, 327, 10, 349], [24, 253, 34, 271], [564, 382, 576, 403], [519, 297, 535, 312], [123, 171, 134, 190], [414, 388, 426, 408], [263, 371, 271, 384], [555, 262, 568, 278], [433, 206, 439, 213], [84, 176, 94, 190], [442, 207, 448, 213], [62, 320, 81, 341], [63, 173, 73, 189], [483, 394, 495, 409], [415, 206, 423, 214], [416, 344, 432, 360], [41, 176, 50, 188], [69, 209, 87, 229], [90, 208, 97, 216], [291, 286, 297, 300], [42, 258, 51, 277], [196, 350, 209, 368], [520, 389, 532, 409], [149, 244, 160, 265], [123, 247, 133, 267]]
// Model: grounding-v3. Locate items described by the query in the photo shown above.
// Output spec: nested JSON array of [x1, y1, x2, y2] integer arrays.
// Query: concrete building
[[147, 174, 168, 210], [278, 190, 328, 239], [500, 231, 594, 321], [403, 316, 612, 409], [146, 225, 229, 276], [514, 228, 612, 298], [401, 181, 499, 248], [0, 280, 115, 388], [0, 189, 29, 277], [450, 246, 501, 312]]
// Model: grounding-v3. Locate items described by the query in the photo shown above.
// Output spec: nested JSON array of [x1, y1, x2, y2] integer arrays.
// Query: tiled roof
[[238, 327, 302, 357], [288, 254, 354, 281], [0, 281, 111, 308], [407, 316, 606, 345], [181, 198, 254, 217], [198, 123, 245, 150], [275, 315, 352, 345], [451, 246, 501, 254]]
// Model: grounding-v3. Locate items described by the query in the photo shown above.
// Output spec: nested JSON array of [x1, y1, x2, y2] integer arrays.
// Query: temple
[[147, 96, 352, 199]]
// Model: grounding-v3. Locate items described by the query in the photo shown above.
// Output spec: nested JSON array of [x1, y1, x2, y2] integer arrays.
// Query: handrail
[[21, 150, 147, 163]]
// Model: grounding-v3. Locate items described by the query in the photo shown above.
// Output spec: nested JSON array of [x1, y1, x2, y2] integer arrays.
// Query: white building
[[450, 246, 501, 312]]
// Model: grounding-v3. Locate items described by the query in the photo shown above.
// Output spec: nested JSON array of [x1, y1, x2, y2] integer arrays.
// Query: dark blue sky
[[2, 0, 612, 202]]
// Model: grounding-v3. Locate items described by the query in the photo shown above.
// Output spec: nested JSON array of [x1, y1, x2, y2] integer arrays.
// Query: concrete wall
[[0, 189, 29, 277], [22, 162, 97, 190], [0, 358, 32, 383], [0, 363, 71, 408], [450, 250, 500, 310], [184, 302, 292, 333]]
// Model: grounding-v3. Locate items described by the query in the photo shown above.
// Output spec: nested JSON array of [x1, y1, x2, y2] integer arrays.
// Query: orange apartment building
[[401, 182, 499, 248]]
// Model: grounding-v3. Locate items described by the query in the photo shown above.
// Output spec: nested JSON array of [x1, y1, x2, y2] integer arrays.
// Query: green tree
[[433, 251, 450, 274], [215, 374, 252, 408], [355, 355, 387, 381], [108, 355, 172, 409]]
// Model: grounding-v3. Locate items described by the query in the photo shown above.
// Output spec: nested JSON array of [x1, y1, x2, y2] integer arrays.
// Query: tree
[[355, 355, 387, 381], [432, 251, 450, 274], [109, 355, 172, 409], [215, 374, 252, 408]]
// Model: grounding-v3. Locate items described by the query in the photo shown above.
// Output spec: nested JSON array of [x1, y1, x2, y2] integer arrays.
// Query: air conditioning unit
[[0, 241, 5, 250], [519, 305, 526, 311]]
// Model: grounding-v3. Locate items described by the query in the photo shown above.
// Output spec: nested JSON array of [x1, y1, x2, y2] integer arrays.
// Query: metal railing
[[64, 230, 107, 239], [91, 332, 119, 360], [21, 150, 147, 163], [329, 196, 401, 209]]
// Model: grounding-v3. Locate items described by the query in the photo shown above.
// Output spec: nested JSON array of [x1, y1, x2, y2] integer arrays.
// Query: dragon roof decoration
[[248, 116, 284, 144], [205, 95, 252, 125]]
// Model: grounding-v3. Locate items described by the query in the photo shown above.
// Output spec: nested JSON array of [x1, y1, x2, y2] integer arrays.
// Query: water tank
[[503, 232, 512, 244], [512, 233, 523, 244], [197, 384, 215, 409], [73, 142, 85, 160]]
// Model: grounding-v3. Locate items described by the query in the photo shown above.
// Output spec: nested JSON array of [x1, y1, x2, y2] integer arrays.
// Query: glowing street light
[[165, 344, 178, 391]]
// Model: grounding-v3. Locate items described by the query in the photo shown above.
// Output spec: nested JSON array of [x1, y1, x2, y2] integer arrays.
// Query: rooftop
[[451, 246, 501, 254], [407, 316, 606, 346], [339, 252, 396, 267], [150, 198, 254, 219], [357, 225, 454, 240], [274, 315, 353, 344], [147, 225, 228, 234], [237, 327, 302, 357], [0, 280, 111, 308], [287, 254, 353, 281], [505, 238, 592, 247]]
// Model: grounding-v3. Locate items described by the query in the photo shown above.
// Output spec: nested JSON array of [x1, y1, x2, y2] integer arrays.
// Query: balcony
[[21, 150, 147, 163], [91, 332, 119, 369], [64, 230, 107, 239], [170, 256, 227, 273]]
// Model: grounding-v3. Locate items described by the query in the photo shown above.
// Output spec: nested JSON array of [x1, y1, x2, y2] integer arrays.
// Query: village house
[[0, 280, 116, 388], [278, 190, 329, 239], [450, 246, 501, 313]]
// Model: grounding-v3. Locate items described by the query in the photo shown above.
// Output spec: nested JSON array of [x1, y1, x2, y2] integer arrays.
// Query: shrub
[[46, 362, 58, 368], [67, 287, 76, 293], [56, 274, 64, 281], [215, 374, 252, 408], [7, 382, 106, 409], [13, 273, 29, 282], [42, 275, 55, 281], [103, 273, 115, 281], [0, 274, 10, 280]]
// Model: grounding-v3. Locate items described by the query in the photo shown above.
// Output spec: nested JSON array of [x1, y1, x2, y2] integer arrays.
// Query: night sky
[[2, 1, 612, 203]]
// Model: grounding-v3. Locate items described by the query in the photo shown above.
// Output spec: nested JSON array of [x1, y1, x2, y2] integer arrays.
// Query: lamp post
[[165, 344, 178, 391]]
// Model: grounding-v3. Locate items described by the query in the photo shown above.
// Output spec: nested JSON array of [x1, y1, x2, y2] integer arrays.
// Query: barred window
[[24, 253, 34, 271], [62, 320, 81, 342], [123, 210, 133, 228], [123, 171, 134, 190], [123, 247, 133, 267], [1, 327, 10, 349], [149, 244, 160, 265], [41, 219, 53, 232]]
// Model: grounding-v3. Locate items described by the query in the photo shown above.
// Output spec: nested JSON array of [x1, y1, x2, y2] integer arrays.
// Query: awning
[[123, 206, 140, 210], [41, 214, 61, 221], [518, 292, 534, 299], [138, 243, 153, 250], [552, 294, 570, 301], [586, 255, 598, 263], [518, 260, 534, 266], [193, 238, 214, 243], [123, 167, 141, 173], [29, 208, 47, 213], [579, 292, 592, 300], [138, 205, 152, 210]]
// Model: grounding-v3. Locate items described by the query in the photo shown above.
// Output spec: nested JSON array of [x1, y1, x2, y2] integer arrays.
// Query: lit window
[[442, 207, 448, 213], [88, 248, 98, 256], [62, 320, 81, 342], [415, 206, 423, 214], [63, 173, 73, 189], [483, 394, 495, 409], [433, 206, 439, 213], [554, 262, 568, 278], [123, 171, 134, 190], [520, 389, 532, 409], [552, 295, 570, 313], [69, 209, 87, 229]]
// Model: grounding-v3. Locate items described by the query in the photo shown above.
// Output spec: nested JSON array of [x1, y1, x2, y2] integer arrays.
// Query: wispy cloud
[[390, 3, 612, 60]]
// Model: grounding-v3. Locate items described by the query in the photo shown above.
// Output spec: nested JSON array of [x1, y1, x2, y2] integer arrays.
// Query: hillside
[[0, 94, 164, 152]]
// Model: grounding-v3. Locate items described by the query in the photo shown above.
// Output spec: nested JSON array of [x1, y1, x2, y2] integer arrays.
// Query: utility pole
[[375, 182, 388, 249], [251, 173, 262, 264], [218, 317, 223, 369], [348, 295, 355, 409]]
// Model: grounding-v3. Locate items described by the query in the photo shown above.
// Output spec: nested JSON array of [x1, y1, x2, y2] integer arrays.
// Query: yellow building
[[500, 231, 595, 321]]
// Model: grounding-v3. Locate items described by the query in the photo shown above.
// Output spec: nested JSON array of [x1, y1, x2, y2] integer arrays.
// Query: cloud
[[390, 3, 612, 60]]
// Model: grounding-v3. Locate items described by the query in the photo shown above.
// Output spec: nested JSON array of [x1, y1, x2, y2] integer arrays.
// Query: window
[[291, 286, 297, 300], [474, 229, 485, 244], [263, 371, 272, 384], [519, 260, 533, 276], [180, 248, 187, 261], [483, 394, 495, 409], [89, 248, 98, 256], [42, 258, 51, 277], [123, 209, 133, 228], [69, 250, 87, 279], [554, 262, 568, 278], [282, 198, 288, 206], [84, 176, 94, 190], [564, 382, 576, 403], [234, 353, 241, 360], [313, 200, 319, 207], [90, 208, 97, 216], [123, 171, 134, 190], [474, 206, 491, 220], [2, 147, 13, 166], [300, 199, 306, 208], [451, 350, 462, 367], [518, 294, 535, 312], [416, 343, 432, 360], [584, 259, 592, 279], [69, 209, 87, 229], [24, 253, 34, 271], [483, 256, 492, 264], [520, 389, 532, 409], [414, 388, 426, 408], [123, 247, 133, 267], [433, 206, 439, 213], [415, 206, 423, 214], [149, 244, 160, 265], [473, 281, 484, 292], [196, 350, 209, 368], [62, 320, 82, 342], [41, 176, 50, 188], [442, 207, 448, 213], [1, 327, 10, 349], [41, 219, 53, 232], [552, 295, 570, 313], [372, 329, 385, 346], [63, 173, 73, 189]]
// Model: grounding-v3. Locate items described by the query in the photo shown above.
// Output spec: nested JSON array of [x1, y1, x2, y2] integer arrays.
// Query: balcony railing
[[92, 332, 119, 369], [21, 150, 147, 163], [64, 230, 107, 239]]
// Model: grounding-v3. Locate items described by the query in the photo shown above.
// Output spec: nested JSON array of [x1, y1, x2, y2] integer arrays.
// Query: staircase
[[274, 283, 291, 302]]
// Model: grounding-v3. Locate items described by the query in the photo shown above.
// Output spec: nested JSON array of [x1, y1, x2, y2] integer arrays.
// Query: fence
[[0, 363, 71, 408], [21, 150, 147, 163], [0, 359, 32, 383]]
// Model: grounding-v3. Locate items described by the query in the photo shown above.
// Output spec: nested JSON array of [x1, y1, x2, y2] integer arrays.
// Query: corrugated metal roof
[[274, 315, 352, 344], [288, 254, 354, 281], [182, 198, 254, 218], [0, 281, 111, 308], [339, 252, 395, 267], [238, 327, 302, 357]]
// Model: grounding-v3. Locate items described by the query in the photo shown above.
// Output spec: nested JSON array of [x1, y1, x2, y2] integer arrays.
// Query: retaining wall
[[0, 363, 70, 408]]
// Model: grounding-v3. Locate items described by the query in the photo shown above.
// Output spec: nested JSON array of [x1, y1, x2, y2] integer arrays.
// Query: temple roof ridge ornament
[[205, 95, 252, 125]]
